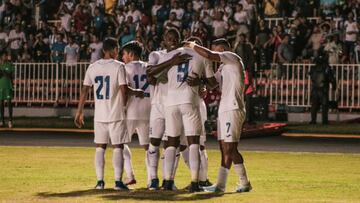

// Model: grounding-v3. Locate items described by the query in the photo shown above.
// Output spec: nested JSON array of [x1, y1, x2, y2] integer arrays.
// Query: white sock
[[145, 150, 151, 185], [164, 146, 176, 180], [233, 163, 249, 186], [112, 148, 124, 181], [199, 149, 208, 182], [123, 145, 135, 180], [171, 147, 181, 180], [216, 166, 229, 191], [147, 144, 160, 180], [95, 147, 105, 181], [181, 147, 190, 169], [189, 144, 200, 182]]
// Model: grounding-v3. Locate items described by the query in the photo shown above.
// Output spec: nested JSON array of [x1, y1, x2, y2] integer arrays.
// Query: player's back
[[218, 51, 245, 114], [125, 60, 151, 120], [84, 59, 127, 122], [166, 47, 212, 106]]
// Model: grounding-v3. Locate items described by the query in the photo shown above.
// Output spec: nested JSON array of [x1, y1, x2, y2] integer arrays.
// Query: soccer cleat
[[188, 181, 203, 193], [162, 180, 174, 191], [148, 178, 159, 190], [94, 180, 105, 189], [125, 178, 137, 186], [202, 184, 224, 193], [235, 182, 252, 193], [199, 179, 213, 187], [114, 181, 130, 191]]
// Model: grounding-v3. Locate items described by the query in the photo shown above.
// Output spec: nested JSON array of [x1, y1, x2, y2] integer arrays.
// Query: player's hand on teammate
[[134, 89, 145, 98], [186, 72, 202, 86], [171, 53, 192, 66], [74, 112, 84, 128]]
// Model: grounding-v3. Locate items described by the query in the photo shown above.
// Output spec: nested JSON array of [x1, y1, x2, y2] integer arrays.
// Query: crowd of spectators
[[0, 0, 359, 69]]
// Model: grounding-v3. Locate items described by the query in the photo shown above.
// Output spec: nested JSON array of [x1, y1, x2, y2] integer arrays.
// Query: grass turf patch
[[0, 147, 359, 202]]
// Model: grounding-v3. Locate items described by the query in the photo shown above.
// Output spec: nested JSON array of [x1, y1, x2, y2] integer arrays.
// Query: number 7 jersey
[[83, 59, 127, 122], [124, 60, 151, 120]]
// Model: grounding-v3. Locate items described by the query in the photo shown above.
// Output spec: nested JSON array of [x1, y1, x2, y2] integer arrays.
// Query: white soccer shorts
[[126, 120, 150, 145], [165, 104, 202, 137], [218, 110, 245, 143], [149, 103, 166, 139], [94, 120, 129, 145]]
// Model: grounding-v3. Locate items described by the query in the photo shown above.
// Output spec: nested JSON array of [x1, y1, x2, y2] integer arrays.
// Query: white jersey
[[166, 47, 214, 106], [148, 50, 172, 105], [83, 59, 127, 122], [125, 60, 151, 120], [218, 51, 245, 114]]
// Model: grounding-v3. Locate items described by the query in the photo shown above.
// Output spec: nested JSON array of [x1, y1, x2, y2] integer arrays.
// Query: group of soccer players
[[74, 27, 251, 193]]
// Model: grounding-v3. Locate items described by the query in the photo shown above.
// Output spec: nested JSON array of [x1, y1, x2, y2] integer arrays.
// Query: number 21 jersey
[[83, 59, 127, 122]]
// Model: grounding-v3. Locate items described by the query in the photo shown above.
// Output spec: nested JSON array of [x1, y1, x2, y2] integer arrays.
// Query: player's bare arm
[[184, 41, 221, 62], [146, 52, 193, 77], [74, 85, 91, 128]]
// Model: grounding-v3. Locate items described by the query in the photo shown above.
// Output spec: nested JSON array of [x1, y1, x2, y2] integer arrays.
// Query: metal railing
[[255, 63, 360, 110], [12, 62, 360, 110], [264, 17, 321, 28]]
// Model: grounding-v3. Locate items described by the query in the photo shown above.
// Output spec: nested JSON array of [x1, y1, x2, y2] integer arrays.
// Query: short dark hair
[[165, 27, 181, 41], [121, 41, 142, 57], [102, 38, 119, 52], [186, 36, 203, 46], [212, 38, 231, 48]]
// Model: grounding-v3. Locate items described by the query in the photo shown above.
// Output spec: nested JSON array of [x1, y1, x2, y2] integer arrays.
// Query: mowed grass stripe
[[0, 147, 359, 202]]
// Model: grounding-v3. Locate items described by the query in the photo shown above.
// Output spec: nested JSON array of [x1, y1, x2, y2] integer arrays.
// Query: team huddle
[[74, 27, 251, 193]]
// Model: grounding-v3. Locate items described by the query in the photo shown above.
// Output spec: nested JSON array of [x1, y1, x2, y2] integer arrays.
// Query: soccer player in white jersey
[[149, 28, 217, 192], [146, 29, 193, 190], [121, 41, 152, 187], [184, 38, 251, 193], [74, 38, 143, 190]]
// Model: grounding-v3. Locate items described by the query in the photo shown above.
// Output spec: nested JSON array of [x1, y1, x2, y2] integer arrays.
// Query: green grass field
[[0, 147, 359, 202]]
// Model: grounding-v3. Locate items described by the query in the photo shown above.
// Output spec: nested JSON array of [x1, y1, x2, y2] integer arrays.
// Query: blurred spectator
[[74, 5, 91, 33], [164, 12, 181, 29], [234, 3, 248, 25], [192, 0, 203, 12], [33, 34, 50, 62], [8, 24, 26, 62], [264, 0, 279, 17], [120, 25, 134, 46], [152, 0, 162, 22], [183, 2, 194, 29], [233, 33, 254, 75], [305, 25, 324, 58], [324, 35, 343, 64], [212, 11, 228, 38], [51, 34, 67, 63], [170, 1, 184, 20], [277, 34, 294, 77], [127, 2, 141, 23], [64, 36, 79, 65], [344, 12, 359, 62], [89, 35, 103, 63], [0, 26, 8, 53]]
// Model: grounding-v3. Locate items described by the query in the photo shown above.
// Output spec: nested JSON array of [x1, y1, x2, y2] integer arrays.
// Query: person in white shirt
[[8, 24, 26, 61], [64, 36, 79, 65], [121, 41, 152, 187], [184, 38, 251, 193], [164, 12, 181, 29], [233, 3, 249, 24], [126, 2, 141, 23], [170, 1, 184, 20], [89, 35, 103, 63], [75, 38, 143, 191], [148, 28, 217, 192], [192, 0, 203, 12], [212, 11, 228, 38], [344, 12, 359, 61]]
